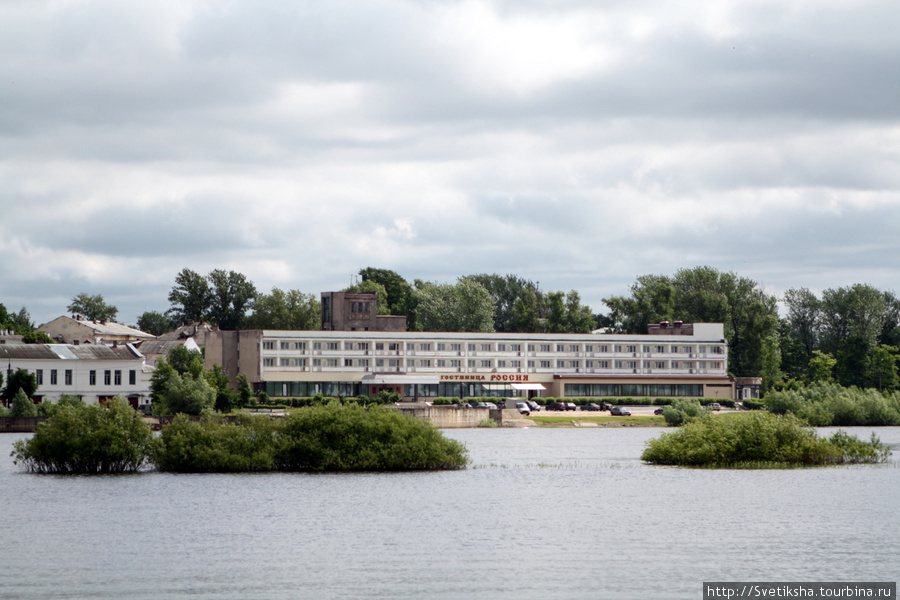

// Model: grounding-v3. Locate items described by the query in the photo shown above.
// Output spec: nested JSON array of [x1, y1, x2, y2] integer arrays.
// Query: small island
[[641, 411, 890, 468]]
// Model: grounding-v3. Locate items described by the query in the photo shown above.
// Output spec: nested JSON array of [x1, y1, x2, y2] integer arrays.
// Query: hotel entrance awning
[[511, 383, 546, 391]]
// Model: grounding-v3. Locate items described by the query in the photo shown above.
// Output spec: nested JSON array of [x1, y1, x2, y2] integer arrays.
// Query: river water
[[1, 426, 898, 600]]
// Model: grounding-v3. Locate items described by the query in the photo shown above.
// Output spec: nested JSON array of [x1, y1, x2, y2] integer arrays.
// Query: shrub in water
[[641, 411, 889, 467], [154, 404, 469, 472], [12, 397, 157, 474]]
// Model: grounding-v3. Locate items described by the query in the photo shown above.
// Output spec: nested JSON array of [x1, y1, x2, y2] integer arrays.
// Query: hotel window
[[263, 341, 274, 350], [326, 342, 339, 351], [450, 360, 461, 367], [713, 346, 724, 354], [51, 370, 58, 385], [437, 359, 446, 367], [539, 360, 550, 368], [528, 360, 535, 368], [643, 346, 651, 353], [615, 345, 623, 352], [497, 344, 506, 352], [437, 343, 446, 351], [294, 342, 306, 350], [497, 360, 507, 368], [528, 344, 535, 352], [345, 359, 353, 367], [313, 342, 322, 350], [376, 359, 384, 367], [129, 370, 136, 385], [345, 342, 353, 350], [264, 358, 275, 367], [418, 343, 430, 351], [480, 344, 491, 352], [389, 359, 400, 367], [297, 358, 307, 367], [281, 342, 290, 350], [65, 370, 72, 385], [358, 342, 369, 351], [467, 360, 476, 367], [480, 360, 491, 368], [313, 359, 321, 366], [511, 360, 521, 368], [376, 342, 384, 350], [569, 345, 579, 352], [557, 344, 565, 352], [389, 343, 400, 351], [598, 361, 609, 368], [89, 370, 96, 385], [654, 361, 666, 369], [104, 370, 111, 385], [540, 344, 551, 352], [598, 345, 609, 352], [114, 370, 122, 385], [359, 359, 369, 367], [585, 345, 593, 352], [510, 344, 521, 352], [419, 359, 431, 367], [36, 370, 43, 385], [281, 358, 292, 366], [656, 345, 667, 353], [450, 343, 461, 352], [326, 359, 338, 367], [627, 345, 637, 353]]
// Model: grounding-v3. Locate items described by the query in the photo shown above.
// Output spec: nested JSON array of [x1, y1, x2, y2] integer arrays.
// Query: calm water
[[1, 426, 898, 600]]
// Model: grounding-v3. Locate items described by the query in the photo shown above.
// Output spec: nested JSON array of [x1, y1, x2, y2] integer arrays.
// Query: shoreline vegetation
[[12, 400, 468, 474], [641, 412, 890, 468]]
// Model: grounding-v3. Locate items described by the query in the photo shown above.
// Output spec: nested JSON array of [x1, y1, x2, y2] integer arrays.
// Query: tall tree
[[67, 293, 118, 321], [2, 368, 38, 403], [206, 269, 257, 330], [246, 288, 320, 330], [358, 268, 414, 316], [864, 344, 899, 392], [466, 274, 540, 332], [343, 281, 389, 314], [136, 311, 176, 336], [820, 284, 889, 356], [782, 287, 821, 358], [167, 268, 212, 325], [413, 279, 494, 332], [508, 286, 542, 333]]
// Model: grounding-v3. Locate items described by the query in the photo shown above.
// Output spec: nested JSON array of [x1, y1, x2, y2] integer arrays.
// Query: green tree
[[864, 344, 899, 392], [782, 287, 821, 358], [10, 388, 38, 417], [167, 346, 205, 379], [508, 286, 542, 332], [413, 279, 494, 332], [604, 274, 676, 334], [67, 293, 118, 321], [206, 269, 257, 330], [466, 274, 541, 332], [246, 288, 321, 330], [2, 368, 38, 404], [759, 333, 783, 393], [137, 310, 175, 336], [12, 397, 157, 474], [342, 281, 389, 314], [236, 373, 253, 408], [820, 284, 889, 356], [161, 371, 216, 415], [1, 305, 35, 335], [358, 268, 414, 316], [22, 330, 54, 344], [167, 268, 212, 325], [806, 350, 836, 384], [207, 364, 237, 413]]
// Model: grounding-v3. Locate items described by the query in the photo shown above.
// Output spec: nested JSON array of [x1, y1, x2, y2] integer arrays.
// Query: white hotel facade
[[205, 322, 735, 401]]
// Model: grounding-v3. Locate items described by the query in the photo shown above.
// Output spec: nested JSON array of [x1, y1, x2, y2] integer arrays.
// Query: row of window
[[263, 357, 723, 370], [34, 369, 137, 387], [262, 340, 725, 354], [260, 381, 707, 399]]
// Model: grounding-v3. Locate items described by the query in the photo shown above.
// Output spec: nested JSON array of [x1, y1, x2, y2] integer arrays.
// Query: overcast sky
[[2, 0, 899, 327]]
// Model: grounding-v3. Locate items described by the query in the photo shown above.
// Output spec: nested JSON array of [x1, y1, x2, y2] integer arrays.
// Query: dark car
[[582, 403, 603, 411], [525, 401, 541, 412], [654, 407, 665, 415], [564, 402, 578, 411], [610, 406, 631, 416], [547, 402, 568, 411]]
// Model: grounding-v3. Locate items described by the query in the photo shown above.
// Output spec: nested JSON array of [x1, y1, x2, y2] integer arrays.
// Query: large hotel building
[[205, 292, 737, 402]]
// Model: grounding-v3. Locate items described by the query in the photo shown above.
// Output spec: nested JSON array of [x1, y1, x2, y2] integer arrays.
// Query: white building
[[1, 343, 152, 407], [206, 322, 734, 401]]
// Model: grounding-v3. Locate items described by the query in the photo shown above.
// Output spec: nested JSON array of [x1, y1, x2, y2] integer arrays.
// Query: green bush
[[662, 398, 706, 426], [155, 404, 469, 473], [12, 398, 158, 474], [10, 388, 38, 417], [155, 412, 279, 472], [765, 383, 900, 426], [641, 412, 890, 467]]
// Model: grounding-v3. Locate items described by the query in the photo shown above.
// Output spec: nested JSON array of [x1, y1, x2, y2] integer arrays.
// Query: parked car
[[525, 401, 541, 412], [707, 402, 722, 411], [547, 402, 567, 411], [654, 407, 665, 415], [457, 402, 472, 409], [564, 402, 578, 411], [582, 403, 602, 411], [482, 402, 498, 410], [610, 406, 631, 416], [515, 402, 531, 416]]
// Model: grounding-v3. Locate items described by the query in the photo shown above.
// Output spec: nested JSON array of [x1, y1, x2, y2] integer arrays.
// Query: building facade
[[205, 323, 734, 401], [0, 343, 151, 407], [38, 315, 155, 346]]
